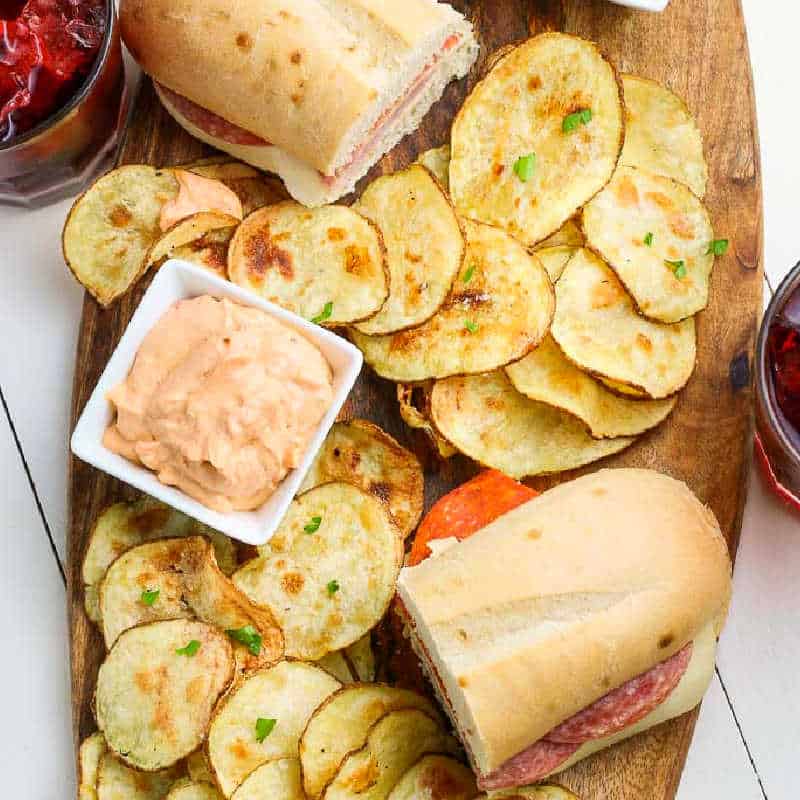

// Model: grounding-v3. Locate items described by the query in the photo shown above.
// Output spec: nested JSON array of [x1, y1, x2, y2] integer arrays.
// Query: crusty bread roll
[[396, 468, 732, 779]]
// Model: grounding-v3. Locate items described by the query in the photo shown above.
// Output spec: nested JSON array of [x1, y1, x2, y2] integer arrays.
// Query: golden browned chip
[[345, 634, 376, 682], [352, 164, 464, 335], [316, 650, 358, 683], [228, 201, 388, 325], [233, 483, 403, 660], [82, 497, 237, 625], [430, 371, 635, 477], [96, 750, 183, 800], [170, 225, 236, 278], [415, 145, 451, 191], [598, 376, 650, 398], [620, 75, 708, 197], [505, 336, 676, 438], [480, 785, 579, 800], [63, 165, 179, 305], [322, 709, 459, 800], [300, 685, 441, 800], [95, 619, 235, 771], [387, 755, 477, 800], [186, 750, 215, 785], [550, 248, 697, 398], [534, 218, 585, 250], [581, 165, 715, 322], [207, 661, 340, 797], [79, 733, 107, 800], [450, 34, 624, 247], [350, 220, 554, 382], [298, 419, 424, 538], [99, 536, 283, 671], [533, 246, 577, 284], [397, 383, 458, 459], [230, 758, 304, 800], [166, 779, 223, 800]]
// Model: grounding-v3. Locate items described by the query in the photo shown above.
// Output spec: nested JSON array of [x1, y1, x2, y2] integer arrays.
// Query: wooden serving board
[[67, 0, 762, 797]]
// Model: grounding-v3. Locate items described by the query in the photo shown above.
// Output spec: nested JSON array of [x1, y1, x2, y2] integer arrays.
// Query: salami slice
[[545, 642, 693, 744], [477, 740, 580, 791], [157, 84, 270, 147]]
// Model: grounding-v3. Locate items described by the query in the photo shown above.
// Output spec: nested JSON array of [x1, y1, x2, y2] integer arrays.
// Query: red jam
[[0, 0, 105, 143], [768, 288, 800, 441]]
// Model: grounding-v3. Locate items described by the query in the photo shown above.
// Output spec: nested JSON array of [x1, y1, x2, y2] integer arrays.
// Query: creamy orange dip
[[103, 295, 334, 512]]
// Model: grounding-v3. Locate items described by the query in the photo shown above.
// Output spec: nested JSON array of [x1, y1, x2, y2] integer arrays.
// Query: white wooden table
[[1, 2, 797, 796]]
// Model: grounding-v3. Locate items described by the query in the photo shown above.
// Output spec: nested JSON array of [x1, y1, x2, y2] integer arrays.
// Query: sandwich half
[[396, 468, 732, 789], [121, 0, 479, 206]]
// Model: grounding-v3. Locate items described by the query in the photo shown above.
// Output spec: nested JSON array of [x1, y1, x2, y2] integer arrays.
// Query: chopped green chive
[[464, 319, 479, 334], [707, 239, 729, 256], [462, 263, 476, 284], [176, 640, 201, 657], [226, 625, 263, 656], [327, 580, 340, 596], [304, 515, 322, 534], [665, 259, 687, 279], [311, 302, 333, 324], [140, 588, 159, 606], [513, 153, 536, 182], [562, 108, 593, 133], [255, 718, 277, 743], [643, 232, 654, 247]]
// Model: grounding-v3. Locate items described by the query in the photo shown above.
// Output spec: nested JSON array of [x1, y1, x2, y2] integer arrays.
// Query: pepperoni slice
[[156, 83, 270, 147], [545, 642, 693, 744], [477, 740, 580, 791]]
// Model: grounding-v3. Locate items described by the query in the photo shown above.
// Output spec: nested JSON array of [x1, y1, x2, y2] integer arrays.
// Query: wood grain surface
[[67, 1, 763, 797]]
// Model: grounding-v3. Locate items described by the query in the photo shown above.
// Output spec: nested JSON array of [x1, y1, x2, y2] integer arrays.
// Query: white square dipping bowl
[[70, 259, 363, 546]]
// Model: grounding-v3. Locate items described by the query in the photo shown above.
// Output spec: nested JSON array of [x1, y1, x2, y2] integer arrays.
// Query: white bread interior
[[396, 468, 732, 777]]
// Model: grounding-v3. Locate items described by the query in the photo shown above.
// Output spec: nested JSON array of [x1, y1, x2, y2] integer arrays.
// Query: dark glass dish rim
[[0, 0, 115, 153], [756, 259, 800, 467]]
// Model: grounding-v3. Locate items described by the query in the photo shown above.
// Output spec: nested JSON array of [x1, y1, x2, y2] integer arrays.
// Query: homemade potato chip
[[82, 498, 237, 625], [99, 536, 283, 671], [430, 371, 635, 477], [95, 619, 235, 771], [416, 145, 451, 191], [397, 383, 458, 459], [207, 661, 340, 797], [352, 165, 464, 335], [387, 755, 477, 800], [186, 751, 215, 785], [170, 225, 236, 278], [233, 483, 402, 660], [534, 218, 585, 250], [582, 166, 715, 322], [96, 751, 183, 800], [166, 779, 222, 800], [450, 34, 624, 247], [505, 335, 676, 438], [598, 376, 650, 398], [620, 75, 708, 197], [551, 248, 697, 398], [230, 758, 304, 800], [228, 202, 388, 325], [317, 650, 357, 683], [300, 684, 440, 800], [346, 634, 376, 682], [79, 733, 107, 800], [534, 246, 577, 284], [63, 165, 179, 305], [350, 220, 554, 382], [299, 419, 424, 538], [484, 786, 579, 800], [322, 709, 459, 800]]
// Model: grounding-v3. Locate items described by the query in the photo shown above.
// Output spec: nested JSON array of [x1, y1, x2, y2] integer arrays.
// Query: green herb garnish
[[255, 718, 277, 743], [304, 515, 322, 534], [226, 625, 263, 656], [464, 320, 479, 334], [562, 108, 592, 133], [176, 640, 201, 657], [707, 239, 729, 256], [513, 153, 536, 182], [643, 232, 654, 247], [463, 263, 476, 284], [327, 580, 340, 596], [140, 588, 159, 606], [311, 302, 333, 324], [665, 259, 687, 279]]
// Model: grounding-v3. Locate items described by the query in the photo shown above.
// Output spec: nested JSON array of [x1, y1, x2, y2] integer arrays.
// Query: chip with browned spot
[[387, 755, 477, 800]]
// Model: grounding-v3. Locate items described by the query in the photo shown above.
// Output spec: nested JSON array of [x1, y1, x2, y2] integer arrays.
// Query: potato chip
[[505, 336, 676, 438], [95, 619, 235, 771], [207, 661, 340, 797], [63, 165, 179, 305], [345, 634, 376, 682], [230, 758, 304, 800], [82, 498, 237, 625], [79, 733, 107, 800], [582, 165, 715, 322], [620, 75, 708, 198], [228, 202, 388, 325], [352, 165, 464, 335], [299, 419, 424, 538], [96, 751, 183, 800], [387, 755, 477, 800], [322, 709, 459, 800], [300, 684, 440, 800], [350, 220, 554, 382], [430, 371, 634, 477], [99, 536, 283, 672], [416, 145, 451, 191], [142, 212, 239, 275], [533, 246, 577, 284], [397, 383, 458, 459], [170, 225, 236, 278], [317, 650, 358, 683], [484, 786, 579, 800], [166, 780, 222, 800], [534, 218, 585, 250], [234, 483, 402, 660], [551, 248, 697, 398], [186, 751, 215, 785], [598, 376, 650, 398], [450, 34, 623, 247]]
